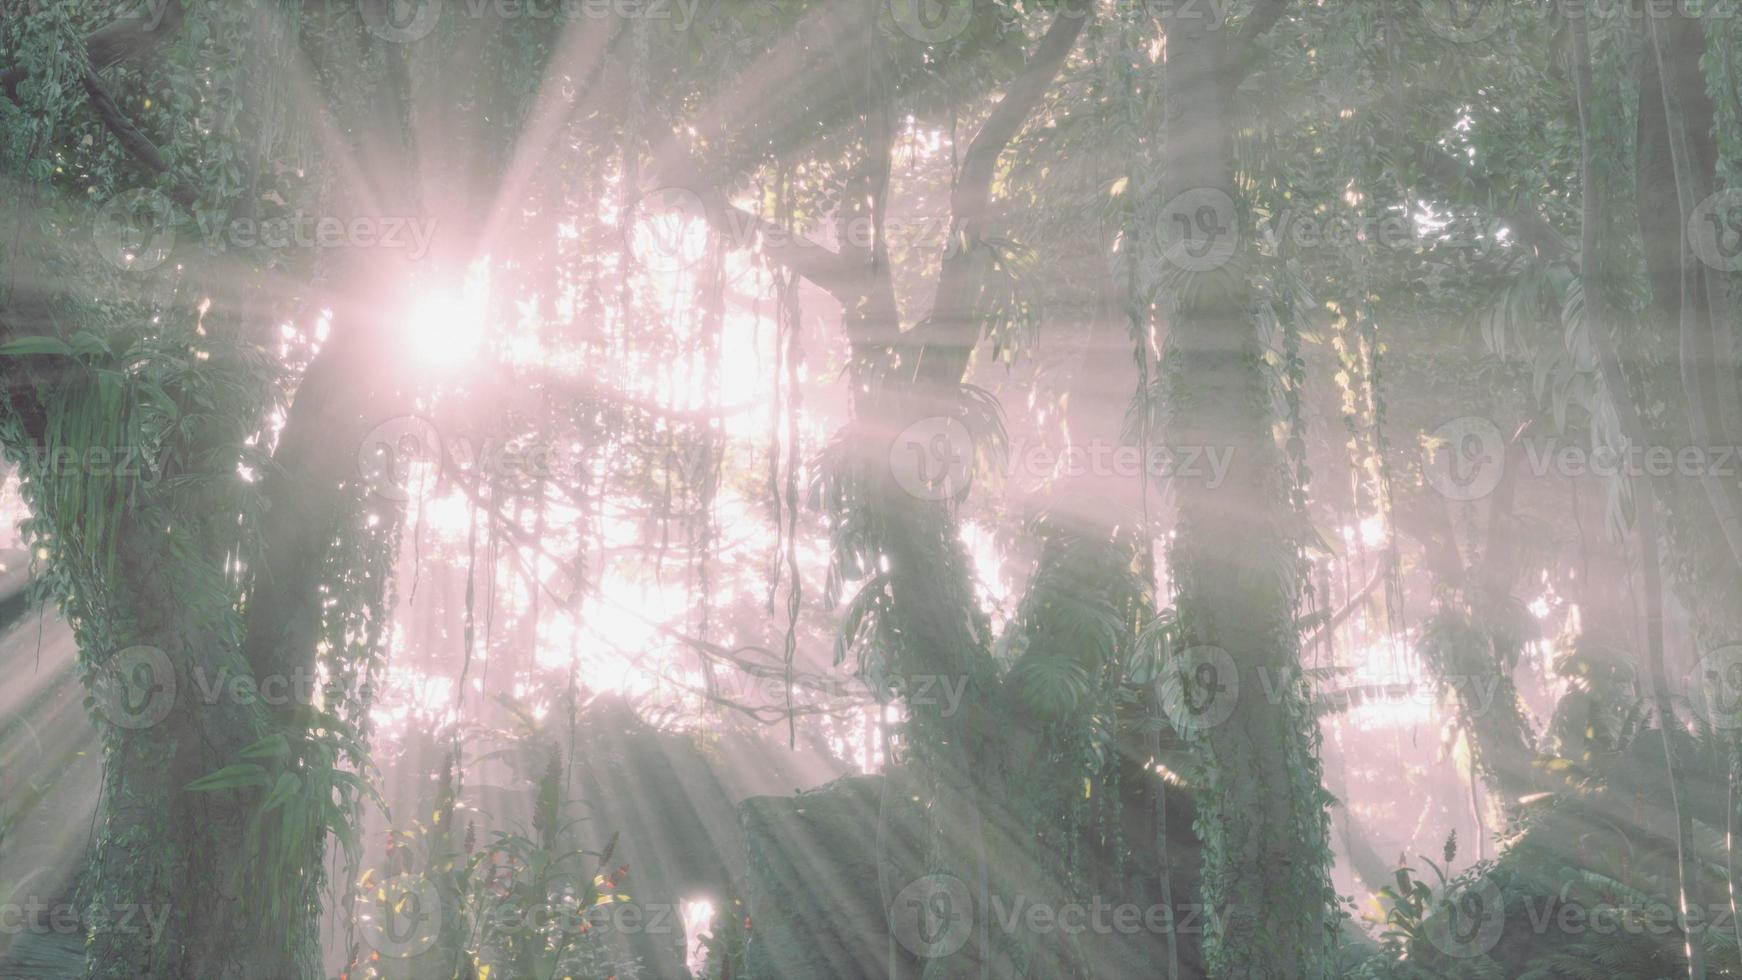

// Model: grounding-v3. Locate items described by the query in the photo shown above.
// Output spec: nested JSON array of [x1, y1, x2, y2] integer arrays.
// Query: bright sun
[[405, 261, 490, 370]]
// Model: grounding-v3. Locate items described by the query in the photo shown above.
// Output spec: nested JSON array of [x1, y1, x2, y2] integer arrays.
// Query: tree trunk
[[1576, 18, 1706, 978], [73, 494, 311, 977], [1156, 9, 1334, 977]]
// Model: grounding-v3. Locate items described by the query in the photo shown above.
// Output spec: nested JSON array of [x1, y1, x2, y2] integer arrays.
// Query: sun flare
[[403, 261, 491, 370]]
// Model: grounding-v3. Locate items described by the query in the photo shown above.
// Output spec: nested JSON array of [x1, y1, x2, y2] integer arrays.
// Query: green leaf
[[240, 733, 290, 759], [0, 337, 73, 357], [1011, 654, 1090, 718], [261, 772, 300, 813], [68, 332, 114, 359], [185, 763, 269, 792]]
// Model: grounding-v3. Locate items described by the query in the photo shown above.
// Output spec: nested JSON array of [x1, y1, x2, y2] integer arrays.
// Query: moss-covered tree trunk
[[1155, 7, 1335, 976], [0, 269, 393, 978], [28, 429, 317, 978], [81, 540, 304, 978]]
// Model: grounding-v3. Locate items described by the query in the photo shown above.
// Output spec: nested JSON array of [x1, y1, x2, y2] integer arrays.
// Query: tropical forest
[[6, 1, 1742, 978]]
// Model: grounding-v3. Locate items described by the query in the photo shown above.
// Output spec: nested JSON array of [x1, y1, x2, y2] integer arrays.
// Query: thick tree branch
[[950, 6, 1088, 232], [2, 1, 185, 103], [909, 6, 1090, 385], [619, 2, 880, 304], [1227, 0, 1291, 88], [2, 3, 199, 213], [1235, 0, 1291, 50], [77, 70, 198, 210], [633, 101, 864, 300], [694, 188, 865, 296]]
